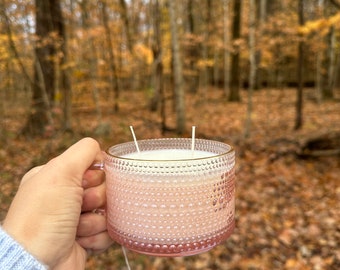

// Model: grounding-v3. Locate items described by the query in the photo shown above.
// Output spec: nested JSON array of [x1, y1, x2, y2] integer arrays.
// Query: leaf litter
[[1, 87, 339, 269]]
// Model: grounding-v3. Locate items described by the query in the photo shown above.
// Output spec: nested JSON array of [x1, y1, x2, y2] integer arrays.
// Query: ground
[[1, 87, 339, 269]]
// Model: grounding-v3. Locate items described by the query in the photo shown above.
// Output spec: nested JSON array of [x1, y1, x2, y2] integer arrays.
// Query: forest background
[[1, 0, 340, 269]]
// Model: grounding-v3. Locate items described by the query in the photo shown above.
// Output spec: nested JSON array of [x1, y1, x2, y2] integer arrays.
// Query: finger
[[76, 231, 113, 252], [82, 182, 106, 212], [42, 138, 102, 186], [82, 169, 105, 189], [86, 247, 110, 256], [77, 212, 107, 237]]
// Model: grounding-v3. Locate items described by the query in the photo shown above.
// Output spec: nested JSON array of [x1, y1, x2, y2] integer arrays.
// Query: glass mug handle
[[88, 160, 106, 216]]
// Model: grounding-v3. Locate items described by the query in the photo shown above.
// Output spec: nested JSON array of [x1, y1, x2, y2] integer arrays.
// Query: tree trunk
[[200, 0, 212, 97], [80, 0, 102, 122], [256, 0, 267, 89], [295, 0, 304, 130], [22, 0, 65, 136], [100, 0, 120, 112], [321, 28, 333, 99], [149, 0, 163, 112], [315, 0, 324, 103], [327, 25, 336, 98], [328, 0, 340, 91], [54, 0, 72, 132], [119, 0, 133, 53], [229, 0, 242, 102], [212, 4, 220, 88], [223, 0, 231, 97], [245, 0, 256, 138], [169, 0, 186, 134], [185, 0, 199, 94], [119, 0, 141, 93], [320, 2, 337, 100]]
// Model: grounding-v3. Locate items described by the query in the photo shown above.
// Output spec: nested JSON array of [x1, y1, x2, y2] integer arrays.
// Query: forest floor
[[1, 87, 340, 270]]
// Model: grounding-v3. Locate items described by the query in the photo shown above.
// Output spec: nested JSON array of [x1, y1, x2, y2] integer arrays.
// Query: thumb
[[41, 137, 102, 186]]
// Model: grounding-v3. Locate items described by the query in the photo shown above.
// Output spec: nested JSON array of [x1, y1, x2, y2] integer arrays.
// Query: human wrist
[[0, 227, 48, 269]]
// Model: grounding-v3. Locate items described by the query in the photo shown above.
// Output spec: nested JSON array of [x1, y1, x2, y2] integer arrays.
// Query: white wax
[[123, 149, 215, 160]]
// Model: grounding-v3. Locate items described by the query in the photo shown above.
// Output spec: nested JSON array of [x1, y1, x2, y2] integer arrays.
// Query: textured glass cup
[[103, 138, 235, 257]]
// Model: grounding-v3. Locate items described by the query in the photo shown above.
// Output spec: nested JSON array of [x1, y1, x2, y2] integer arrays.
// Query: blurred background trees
[[1, 3, 339, 269], [0, 0, 339, 137]]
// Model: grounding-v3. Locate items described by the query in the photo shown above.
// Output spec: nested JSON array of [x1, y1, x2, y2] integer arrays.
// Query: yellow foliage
[[197, 59, 214, 69], [73, 69, 87, 79], [299, 13, 340, 36], [133, 43, 153, 65], [329, 12, 340, 27], [0, 35, 10, 60], [300, 19, 328, 34], [260, 50, 273, 68]]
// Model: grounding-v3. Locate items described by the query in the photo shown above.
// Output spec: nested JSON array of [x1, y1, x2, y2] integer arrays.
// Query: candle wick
[[130, 126, 140, 153], [191, 126, 196, 157]]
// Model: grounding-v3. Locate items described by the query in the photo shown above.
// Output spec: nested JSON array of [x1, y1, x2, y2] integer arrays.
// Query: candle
[[123, 149, 215, 160], [104, 138, 235, 257]]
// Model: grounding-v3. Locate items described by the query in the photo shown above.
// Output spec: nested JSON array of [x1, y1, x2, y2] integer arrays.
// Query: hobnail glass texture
[[104, 138, 235, 257]]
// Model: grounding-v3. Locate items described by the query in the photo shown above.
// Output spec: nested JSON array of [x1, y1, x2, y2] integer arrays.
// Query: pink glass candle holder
[[103, 138, 235, 257]]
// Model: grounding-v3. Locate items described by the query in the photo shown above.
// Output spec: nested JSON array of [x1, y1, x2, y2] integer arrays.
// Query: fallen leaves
[[1, 87, 340, 269]]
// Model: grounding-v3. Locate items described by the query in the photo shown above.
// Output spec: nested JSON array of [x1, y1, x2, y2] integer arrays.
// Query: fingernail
[[92, 208, 106, 216]]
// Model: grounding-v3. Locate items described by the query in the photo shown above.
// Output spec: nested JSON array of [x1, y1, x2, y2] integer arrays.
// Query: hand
[[2, 138, 113, 269]]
